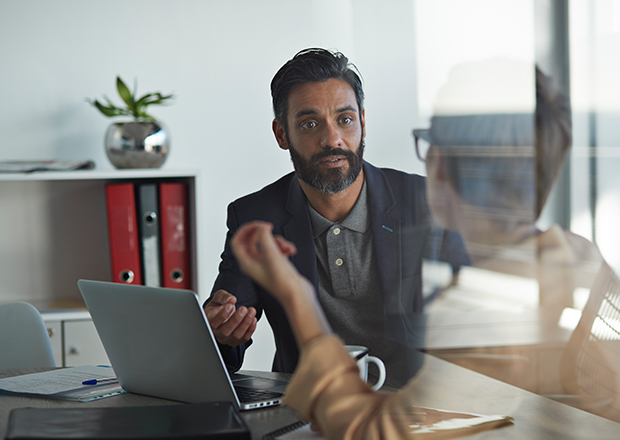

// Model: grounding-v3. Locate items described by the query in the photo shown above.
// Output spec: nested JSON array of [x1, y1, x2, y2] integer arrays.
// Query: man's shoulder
[[365, 162, 426, 194], [365, 161, 423, 180], [229, 171, 296, 212], [379, 166, 424, 183]]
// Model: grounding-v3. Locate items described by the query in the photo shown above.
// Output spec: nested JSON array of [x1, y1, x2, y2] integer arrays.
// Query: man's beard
[[288, 137, 365, 195]]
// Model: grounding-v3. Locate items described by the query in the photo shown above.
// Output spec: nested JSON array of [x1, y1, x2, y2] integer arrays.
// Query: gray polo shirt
[[308, 181, 400, 387]]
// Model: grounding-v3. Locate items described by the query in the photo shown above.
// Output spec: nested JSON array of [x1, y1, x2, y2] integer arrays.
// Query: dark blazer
[[209, 161, 457, 375]]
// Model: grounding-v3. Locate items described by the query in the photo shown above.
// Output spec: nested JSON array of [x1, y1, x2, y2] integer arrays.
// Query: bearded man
[[204, 48, 465, 387]]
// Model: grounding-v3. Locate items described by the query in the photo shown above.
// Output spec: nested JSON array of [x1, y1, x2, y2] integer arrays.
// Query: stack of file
[[105, 182, 192, 289]]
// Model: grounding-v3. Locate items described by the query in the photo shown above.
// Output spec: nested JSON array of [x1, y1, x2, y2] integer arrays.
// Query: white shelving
[[1, 169, 200, 366], [0, 169, 199, 182]]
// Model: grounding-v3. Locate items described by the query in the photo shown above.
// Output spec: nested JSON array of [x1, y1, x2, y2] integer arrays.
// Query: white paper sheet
[[0, 365, 124, 402]]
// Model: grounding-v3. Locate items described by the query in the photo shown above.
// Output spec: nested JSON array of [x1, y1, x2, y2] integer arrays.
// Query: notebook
[[77, 279, 287, 410], [6, 401, 250, 439]]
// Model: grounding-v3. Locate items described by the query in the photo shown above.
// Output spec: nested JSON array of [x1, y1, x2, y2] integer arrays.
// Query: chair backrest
[[0, 302, 56, 369], [560, 262, 620, 421]]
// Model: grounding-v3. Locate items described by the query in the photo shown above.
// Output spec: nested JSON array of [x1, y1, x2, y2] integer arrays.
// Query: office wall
[[0, 0, 422, 370], [1, 0, 559, 370]]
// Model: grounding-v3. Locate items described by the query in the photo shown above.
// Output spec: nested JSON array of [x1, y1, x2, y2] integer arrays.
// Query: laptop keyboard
[[235, 386, 283, 403]]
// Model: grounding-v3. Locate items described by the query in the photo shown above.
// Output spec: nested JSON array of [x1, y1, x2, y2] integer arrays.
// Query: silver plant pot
[[105, 120, 170, 169]]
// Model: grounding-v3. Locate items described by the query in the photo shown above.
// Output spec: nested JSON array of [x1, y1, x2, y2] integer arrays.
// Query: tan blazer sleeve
[[283, 335, 423, 440]]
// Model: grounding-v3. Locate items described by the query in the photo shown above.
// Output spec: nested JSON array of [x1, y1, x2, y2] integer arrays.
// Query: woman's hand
[[231, 221, 332, 347], [231, 221, 302, 302]]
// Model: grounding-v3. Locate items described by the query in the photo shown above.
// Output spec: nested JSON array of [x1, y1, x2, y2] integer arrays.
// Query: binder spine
[[159, 183, 192, 289], [105, 183, 142, 285], [137, 184, 162, 287]]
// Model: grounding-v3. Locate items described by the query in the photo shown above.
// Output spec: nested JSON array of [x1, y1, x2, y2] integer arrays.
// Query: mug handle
[[366, 355, 386, 391]]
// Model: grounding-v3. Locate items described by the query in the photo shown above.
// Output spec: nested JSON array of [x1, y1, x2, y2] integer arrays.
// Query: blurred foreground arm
[[231, 221, 330, 348], [232, 222, 424, 439]]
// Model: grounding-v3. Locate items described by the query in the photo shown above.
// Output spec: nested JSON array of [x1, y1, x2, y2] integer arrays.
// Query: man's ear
[[361, 109, 366, 139], [272, 119, 289, 150]]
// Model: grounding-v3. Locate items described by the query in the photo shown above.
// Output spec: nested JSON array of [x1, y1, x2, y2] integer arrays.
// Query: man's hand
[[204, 290, 257, 346]]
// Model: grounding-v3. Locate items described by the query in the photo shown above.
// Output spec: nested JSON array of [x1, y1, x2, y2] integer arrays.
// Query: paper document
[[407, 409, 514, 436], [0, 160, 95, 173], [0, 365, 124, 402], [262, 407, 514, 439]]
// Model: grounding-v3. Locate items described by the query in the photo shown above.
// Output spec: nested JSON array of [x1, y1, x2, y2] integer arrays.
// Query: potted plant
[[88, 77, 174, 169]]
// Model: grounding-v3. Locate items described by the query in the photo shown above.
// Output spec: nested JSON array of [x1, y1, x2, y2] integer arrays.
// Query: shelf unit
[[0, 169, 200, 366]]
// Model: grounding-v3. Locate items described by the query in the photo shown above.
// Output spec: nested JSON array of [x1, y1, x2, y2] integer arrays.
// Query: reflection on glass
[[417, 57, 619, 424]]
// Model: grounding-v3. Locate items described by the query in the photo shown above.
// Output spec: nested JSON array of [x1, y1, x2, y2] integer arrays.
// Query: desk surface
[[422, 307, 572, 351], [0, 370, 298, 440], [422, 263, 574, 351], [419, 308, 574, 394], [2, 356, 620, 439]]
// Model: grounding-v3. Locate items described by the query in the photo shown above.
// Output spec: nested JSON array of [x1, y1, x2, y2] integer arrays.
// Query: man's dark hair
[[270, 48, 364, 131]]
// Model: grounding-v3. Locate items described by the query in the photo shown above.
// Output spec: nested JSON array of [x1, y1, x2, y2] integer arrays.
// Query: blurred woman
[[230, 60, 605, 438]]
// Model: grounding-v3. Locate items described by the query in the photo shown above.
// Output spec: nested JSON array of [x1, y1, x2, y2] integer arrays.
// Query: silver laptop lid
[[77, 279, 240, 407]]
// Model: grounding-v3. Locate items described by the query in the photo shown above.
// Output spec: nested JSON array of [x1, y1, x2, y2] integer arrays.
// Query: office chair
[[553, 262, 620, 422], [0, 302, 56, 369]]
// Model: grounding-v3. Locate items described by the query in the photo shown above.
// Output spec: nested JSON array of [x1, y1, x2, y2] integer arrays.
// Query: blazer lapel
[[365, 163, 402, 314], [282, 177, 319, 293]]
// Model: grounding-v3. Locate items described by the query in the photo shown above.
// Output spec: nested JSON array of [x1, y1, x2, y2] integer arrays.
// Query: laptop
[[77, 279, 287, 410]]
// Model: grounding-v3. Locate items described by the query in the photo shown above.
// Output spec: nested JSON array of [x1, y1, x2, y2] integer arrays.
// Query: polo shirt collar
[[308, 179, 370, 238]]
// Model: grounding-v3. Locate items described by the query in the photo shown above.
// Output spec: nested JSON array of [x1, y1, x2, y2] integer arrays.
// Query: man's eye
[[301, 121, 317, 130], [339, 116, 352, 125]]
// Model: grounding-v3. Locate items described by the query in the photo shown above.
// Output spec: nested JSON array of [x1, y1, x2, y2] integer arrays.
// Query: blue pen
[[82, 377, 117, 385]]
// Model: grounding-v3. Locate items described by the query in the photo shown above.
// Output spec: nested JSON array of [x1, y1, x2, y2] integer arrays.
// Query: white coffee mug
[[345, 345, 386, 390]]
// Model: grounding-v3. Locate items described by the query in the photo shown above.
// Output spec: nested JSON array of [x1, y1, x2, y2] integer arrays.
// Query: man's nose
[[321, 122, 343, 148]]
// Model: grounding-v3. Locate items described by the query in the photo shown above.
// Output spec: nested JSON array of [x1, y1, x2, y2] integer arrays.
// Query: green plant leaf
[[139, 111, 157, 121], [155, 92, 175, 102], [103, 94, 116, 107], [88, 77, 173, 120], [90, 99, 120, 117], [145, 93, 175, 107], [134, 93, 156, 114], [116, 76, 136, 115]]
